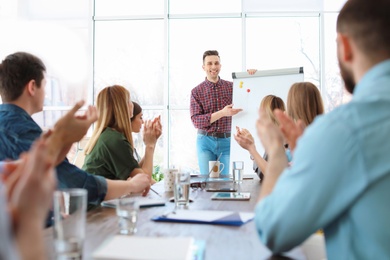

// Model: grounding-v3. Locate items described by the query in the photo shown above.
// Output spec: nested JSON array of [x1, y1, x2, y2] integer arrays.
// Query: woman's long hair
[[260, 95, 286, 126], [287, 82, 324, 126], [84, 85, 134, 154]]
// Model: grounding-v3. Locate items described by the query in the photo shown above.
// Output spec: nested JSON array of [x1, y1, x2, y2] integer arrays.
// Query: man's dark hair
[[0, 52, 46, 102], [203, 50, 220, 63], [337, 0, 390, 59]]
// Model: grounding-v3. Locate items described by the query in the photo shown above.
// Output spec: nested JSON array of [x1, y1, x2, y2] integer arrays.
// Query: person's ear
[[26, 80, 37, 96], [338, 33, 353, 62]]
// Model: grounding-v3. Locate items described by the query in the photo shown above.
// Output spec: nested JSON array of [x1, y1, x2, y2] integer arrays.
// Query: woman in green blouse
[[82, 85, 161, 183]]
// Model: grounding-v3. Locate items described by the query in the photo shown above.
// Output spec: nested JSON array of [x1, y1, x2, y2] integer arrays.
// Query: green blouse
[[82, 127, 140, 180]]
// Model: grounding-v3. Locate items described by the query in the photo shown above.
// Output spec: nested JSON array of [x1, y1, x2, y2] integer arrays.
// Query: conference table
[[44, 177, 305, 260]]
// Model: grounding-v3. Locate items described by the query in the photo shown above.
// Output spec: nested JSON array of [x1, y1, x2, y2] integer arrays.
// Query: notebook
[[93, 236, 194, 260]]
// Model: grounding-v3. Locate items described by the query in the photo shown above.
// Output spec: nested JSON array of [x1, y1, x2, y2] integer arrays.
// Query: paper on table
[[152, 209, 254, 226], [93, 236, 194, 260]]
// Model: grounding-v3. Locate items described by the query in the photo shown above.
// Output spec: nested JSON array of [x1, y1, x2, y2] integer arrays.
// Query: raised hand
[[256, 109, 285, 155], [247, 69, 257, 75], [234, 126, 256, 151], [142, 120, 158, 147], [151, 115, 162, 140], [6, 139, 56, 228], [3, 139, 57, 260], [52, 100, 98, 146], [274, 109, 305, 152], [48, 101, 98, 164]]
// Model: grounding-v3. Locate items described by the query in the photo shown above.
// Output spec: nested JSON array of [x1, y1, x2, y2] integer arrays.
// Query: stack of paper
[[152, 209, 254, 226], [93, 236, 194, 260]]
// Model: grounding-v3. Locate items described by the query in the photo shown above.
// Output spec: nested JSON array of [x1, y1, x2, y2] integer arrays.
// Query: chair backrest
[[73, 137, 90, 168]]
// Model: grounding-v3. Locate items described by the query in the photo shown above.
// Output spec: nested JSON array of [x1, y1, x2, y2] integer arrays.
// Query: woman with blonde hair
[[234, 95, 287, 181], [281, 82, 324, 151], [236, 83, 324, 180], [83, 85, 161, 182], [287, 82, 324, 127]]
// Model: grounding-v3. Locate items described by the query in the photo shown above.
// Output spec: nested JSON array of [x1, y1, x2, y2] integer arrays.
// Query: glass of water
[[232, 161, 244, 184], [53, 188, 87, 260], [116, 198, 139, 235], [174, 172, 190, 208]]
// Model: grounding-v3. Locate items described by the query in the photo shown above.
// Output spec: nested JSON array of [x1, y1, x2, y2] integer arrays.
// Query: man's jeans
[[196, 134, 230, 175]]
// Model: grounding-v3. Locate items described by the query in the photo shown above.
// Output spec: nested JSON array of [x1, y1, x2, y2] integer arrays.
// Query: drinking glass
[[53, 189, 87, 260], [232, 161, 244, 184], [174, 172, 190, 208], [116, 198, 139, 235]]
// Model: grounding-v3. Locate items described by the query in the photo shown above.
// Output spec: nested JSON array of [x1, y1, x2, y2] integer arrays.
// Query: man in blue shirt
[[0, 100, 98, 260], [0, 52, 151, 223], [254, 0, 390, 259]]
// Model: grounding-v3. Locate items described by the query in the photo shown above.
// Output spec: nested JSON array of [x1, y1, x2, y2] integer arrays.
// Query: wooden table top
[[45, 178, 305, 260]]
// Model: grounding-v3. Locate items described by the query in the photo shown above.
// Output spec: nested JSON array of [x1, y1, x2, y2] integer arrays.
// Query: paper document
[[93, 236, 194, 260], [152, 209, 254, 226]]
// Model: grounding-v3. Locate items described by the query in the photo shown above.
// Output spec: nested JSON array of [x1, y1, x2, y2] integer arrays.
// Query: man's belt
[[198, 129, 231, 138]]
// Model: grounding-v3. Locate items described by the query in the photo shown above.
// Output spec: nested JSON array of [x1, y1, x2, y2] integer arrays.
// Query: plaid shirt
[[190, 77, 233, 133]]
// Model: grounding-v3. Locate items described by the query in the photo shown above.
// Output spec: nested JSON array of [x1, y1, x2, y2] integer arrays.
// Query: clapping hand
[[5, 139, 56, 228], [234, 126, 256, 151], [274, 109, 305, 152], [53, 100, 98, 146], [48, 100, 98, 164], [256, 109, 285, 154], [151, 115, 162, 139]]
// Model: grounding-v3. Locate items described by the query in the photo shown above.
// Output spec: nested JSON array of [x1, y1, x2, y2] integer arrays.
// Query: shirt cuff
[[92, 175, 108, 204]]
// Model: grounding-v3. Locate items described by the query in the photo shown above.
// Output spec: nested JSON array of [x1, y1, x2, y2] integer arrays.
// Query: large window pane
[[169, 18, 242, 107], [0, 1, 17, 19], [323, 13, 351, 112], [323, 0, 347, 12], [95, 0, 164, 16], [243, 0, 321, 12], [20, 0, 89, 19], [246, 16, 320, 86], [169, 110, 198, 172], [94, 20, 164, 105], [0, 20, 91, 127], [169, 0, 241, 14]]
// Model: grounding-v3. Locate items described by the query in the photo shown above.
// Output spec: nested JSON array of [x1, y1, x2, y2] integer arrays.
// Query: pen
[[150, 187, 162, 197]]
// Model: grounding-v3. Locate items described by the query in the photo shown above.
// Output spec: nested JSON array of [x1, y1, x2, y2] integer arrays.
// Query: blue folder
[[152, 209, 254, 226]]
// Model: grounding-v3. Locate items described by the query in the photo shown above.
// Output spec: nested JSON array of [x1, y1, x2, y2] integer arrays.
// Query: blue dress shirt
[[255, 60, 390, 259], [0, 104, 107, 207]]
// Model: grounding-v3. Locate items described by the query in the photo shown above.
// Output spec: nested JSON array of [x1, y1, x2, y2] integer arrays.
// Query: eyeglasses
[[190, 182, 206, 190]]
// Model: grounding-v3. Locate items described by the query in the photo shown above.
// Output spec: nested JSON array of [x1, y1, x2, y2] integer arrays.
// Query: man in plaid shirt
[[190, 50, 255, 175]]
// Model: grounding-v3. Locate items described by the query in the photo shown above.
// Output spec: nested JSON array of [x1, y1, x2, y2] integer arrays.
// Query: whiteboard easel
[[230, 67, 304, 175]]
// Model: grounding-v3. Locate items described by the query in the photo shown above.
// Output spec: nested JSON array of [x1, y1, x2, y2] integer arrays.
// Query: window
[[323, 12, 351, 112], [246, 16, 320, 85], [0, 0, 349, 174]]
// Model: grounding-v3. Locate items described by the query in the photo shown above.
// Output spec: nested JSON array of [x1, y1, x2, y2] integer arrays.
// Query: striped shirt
[[190, 77, 232, 133]]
